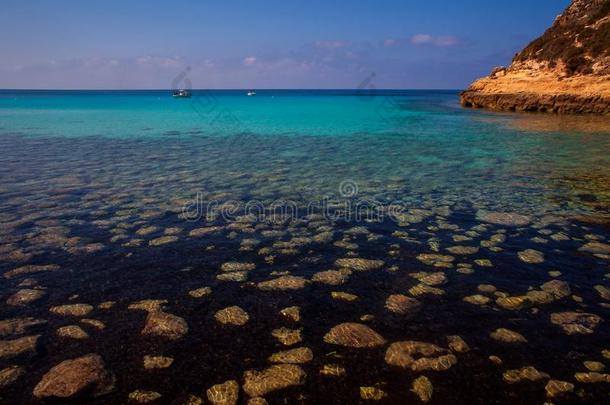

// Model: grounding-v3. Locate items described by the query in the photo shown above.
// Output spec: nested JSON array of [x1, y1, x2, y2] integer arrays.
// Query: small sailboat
[[172, 89, 191, 98], [247, 90, 256, 96]]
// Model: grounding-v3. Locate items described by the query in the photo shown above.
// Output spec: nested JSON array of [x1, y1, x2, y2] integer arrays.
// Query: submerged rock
[[489, 355, 503, 365], [334, 258, 384, 271], [257, 276, 308, 291], [550, 312, 602, 335], [594, 285, 610, 301], [518, 249, 545, 264], [0, 317, 46, 337], [503, 366, 549, 384], [409, 284, 444, 297], [447, 335, 470, 353], [584, 361, 605, 372], [215, 306, 249, 326], [143, 355, 174, 369], [463, 294, 490, 305], [0, 335, 40, 359], [33, 354, 115, 399], [243, 364, 306, 397], [123, 239, 144, 247], [446, 246, 479, 255], [280, 306, 301, 322], [128, 300, 167, 312], [81, 319, 105, 330], [334, 240, 358, 250], [385, 341, 457, 371], [188, 287, 212, 298], [272, 328, 303, 346], [136, 226, 159, 236], [477, 284, 497, 294], [574, 372, 610, 383], [57, 325, 89, 339], [474, 259, 493, 267], [16, 278, 39, 287], [331, 291, 358, 302], [411, 375, 433, 402], [0, 365, 25, 389], [324, 323, 386, 348], [477, 211, 531, 227], [490, 233, 507, 243], [247, 398, 268, 405], [490, 328, 527, 344], [6, 288, 46, 306], [319, 363, 346, 377], [579, 242, 610, 255], [149, 235, 178, 246], [164, 227, 182, 235], [142, 311, 188, 340], [312, 231, 334, 244], [128, 390, 162, 403], [217, 271, 248, 282], [550, 232, 570, 242], [312, 270, 351, 285], [4, 264, 60, 279], [50, 304, 94, 317], [220, 262, 256, 272], [206, 380, 239, 405], [269, 347, 313, 364], [360, 386, 387, 400], [540, 280, 571, 300], [545, 379, 574, 398], [496, 296, 530, 311], [189, 226, 223, 237], [416, 254, 454, 268], [526, 290, 554, 305], [385, 294, 421, 315], [410, 272, 447, 286], [453, 235, 473, 242]]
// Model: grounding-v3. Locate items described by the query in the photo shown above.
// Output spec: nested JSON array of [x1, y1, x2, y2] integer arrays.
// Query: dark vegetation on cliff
[[513, 0, 610, 75]]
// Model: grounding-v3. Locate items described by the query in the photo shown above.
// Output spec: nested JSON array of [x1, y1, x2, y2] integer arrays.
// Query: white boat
[[247, 90, 256, 96], [172, 89, 191, 98]]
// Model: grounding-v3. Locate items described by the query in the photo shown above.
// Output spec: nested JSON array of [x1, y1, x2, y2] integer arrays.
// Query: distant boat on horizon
[[172, 89, 191, 98], [247, 90, 256, 96]]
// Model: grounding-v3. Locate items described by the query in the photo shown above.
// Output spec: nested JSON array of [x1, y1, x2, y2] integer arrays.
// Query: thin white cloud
[[434, 36, 459, 46], [411, 34, 433, 44], [82, 57, 121, 68], [314, 40, 347, 49], [0, 33, 469, 89], [135, 55, 183, 68], [243, 56, 257, 66], [410, 34, 458, 46]]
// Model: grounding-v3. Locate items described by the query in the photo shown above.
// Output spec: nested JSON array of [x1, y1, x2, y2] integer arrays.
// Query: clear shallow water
[[1, 90, 609, 217], [1, 90, 610, 404], [0, 90, 444, 138]]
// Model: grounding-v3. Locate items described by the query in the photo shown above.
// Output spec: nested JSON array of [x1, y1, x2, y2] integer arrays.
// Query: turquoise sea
[[1, 90, 610, 404]]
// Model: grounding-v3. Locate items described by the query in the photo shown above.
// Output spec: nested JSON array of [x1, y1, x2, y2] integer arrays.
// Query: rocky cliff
[[461, 0, 610, 114]]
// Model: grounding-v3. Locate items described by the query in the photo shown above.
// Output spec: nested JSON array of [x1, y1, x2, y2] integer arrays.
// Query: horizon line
[[0, 88, 463, 92]]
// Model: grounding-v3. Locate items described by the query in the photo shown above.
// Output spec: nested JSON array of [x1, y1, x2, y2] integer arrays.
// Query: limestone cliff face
[[461, 0, 610, 114]]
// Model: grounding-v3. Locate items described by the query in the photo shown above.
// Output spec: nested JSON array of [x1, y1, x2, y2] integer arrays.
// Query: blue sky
[[0, 0, 570, 89]]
